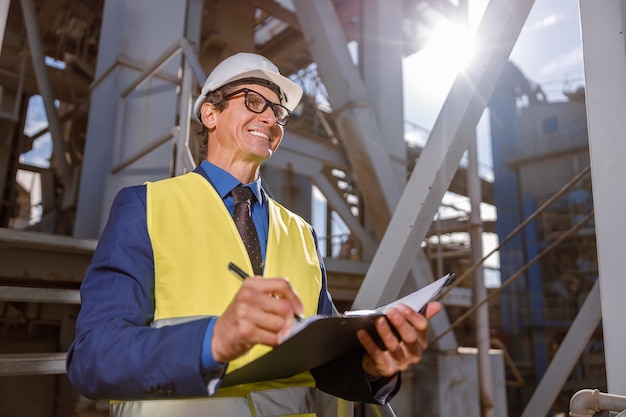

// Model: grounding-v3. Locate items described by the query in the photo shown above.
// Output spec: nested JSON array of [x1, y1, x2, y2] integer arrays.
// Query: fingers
[[421, 301, 442, 320], [211, 277, 303, 363], [243, 277, 304, 318], [358, 303, 441, 378]]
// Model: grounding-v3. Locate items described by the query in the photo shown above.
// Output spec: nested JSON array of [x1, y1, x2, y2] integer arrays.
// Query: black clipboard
[[221, 273, 454, 387]]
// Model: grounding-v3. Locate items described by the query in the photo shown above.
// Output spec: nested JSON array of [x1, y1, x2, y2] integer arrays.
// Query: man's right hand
[[211, 276, 303, 363]]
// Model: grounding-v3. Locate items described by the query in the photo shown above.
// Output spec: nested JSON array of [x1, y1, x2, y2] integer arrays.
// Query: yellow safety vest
[[111, 172, 323, 417]]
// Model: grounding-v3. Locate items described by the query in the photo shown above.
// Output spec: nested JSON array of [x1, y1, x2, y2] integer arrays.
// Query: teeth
[[250, 130, 269, 140]]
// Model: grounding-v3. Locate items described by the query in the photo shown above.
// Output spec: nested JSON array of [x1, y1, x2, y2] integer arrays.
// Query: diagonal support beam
[[312, 171, 377, 257], [520, 281, 602, 417], [353, 0, 535, 309], [293, 0, 456, 349], [20, 0, 73, 192]]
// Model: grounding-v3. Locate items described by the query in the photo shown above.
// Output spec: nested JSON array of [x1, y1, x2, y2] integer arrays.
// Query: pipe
[[468, 130, 494, 417], [570, 389, 626, 416], [490, 338, 524, 388]]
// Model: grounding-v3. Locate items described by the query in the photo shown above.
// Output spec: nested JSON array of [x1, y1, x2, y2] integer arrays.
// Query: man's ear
[[200, 102, 217, 129]]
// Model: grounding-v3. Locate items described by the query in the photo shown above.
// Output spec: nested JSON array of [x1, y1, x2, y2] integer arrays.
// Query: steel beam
[[0, 353, 67, 376], [0, 228, 95, 283], [0, 0, 8, 55], [579, 0, 626, 394], [0, 286, 80, 304], [361, 0, 407, 184], [312, 171, 375, 255], [19, 0, 72, 192], [280, 132, 349, 172], [469, 131, 494, 417], [174, 0, 203, 176]]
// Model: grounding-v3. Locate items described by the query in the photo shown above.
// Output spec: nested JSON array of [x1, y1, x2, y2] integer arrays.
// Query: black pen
[[228, 262, 304, 322], [227, 262, 250, 280]]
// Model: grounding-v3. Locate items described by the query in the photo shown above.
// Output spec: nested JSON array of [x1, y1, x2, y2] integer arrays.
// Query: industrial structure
[[1, 0, 625, 416]]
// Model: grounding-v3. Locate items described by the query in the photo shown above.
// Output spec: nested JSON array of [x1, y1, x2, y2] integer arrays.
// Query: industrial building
[[0, 0, 624, 416]]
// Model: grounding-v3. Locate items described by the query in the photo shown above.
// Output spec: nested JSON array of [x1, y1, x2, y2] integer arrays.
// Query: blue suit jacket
[[66, 166, 397, 403]]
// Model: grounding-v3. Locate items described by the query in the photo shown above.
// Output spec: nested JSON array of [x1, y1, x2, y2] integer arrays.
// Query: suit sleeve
[[66, 186, 216, 399], [309, 228, 401, 404]]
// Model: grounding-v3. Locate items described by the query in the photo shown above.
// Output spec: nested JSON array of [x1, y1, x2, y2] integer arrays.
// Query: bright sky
[[403, 0, 584, 175], [399, 0, 585, 285]]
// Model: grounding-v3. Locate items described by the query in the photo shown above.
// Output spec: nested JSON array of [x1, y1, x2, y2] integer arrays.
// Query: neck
[[205, 156, 259, 185]]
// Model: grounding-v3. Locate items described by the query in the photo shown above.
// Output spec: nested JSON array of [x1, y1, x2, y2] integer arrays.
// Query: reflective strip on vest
[[110, 386, 316, 417], [151, 316, 206, 328]]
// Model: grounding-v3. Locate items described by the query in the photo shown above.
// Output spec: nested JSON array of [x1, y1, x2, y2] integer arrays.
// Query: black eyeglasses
[[223, 88, 291, 126]]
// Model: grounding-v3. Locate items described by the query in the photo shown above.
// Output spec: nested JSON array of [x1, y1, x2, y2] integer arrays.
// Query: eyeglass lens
[[223, 88, 290, 126], [244, 90, 290, 126]]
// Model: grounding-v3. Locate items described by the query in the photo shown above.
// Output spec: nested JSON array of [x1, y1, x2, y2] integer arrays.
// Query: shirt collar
[[199, 160, 264, 203]]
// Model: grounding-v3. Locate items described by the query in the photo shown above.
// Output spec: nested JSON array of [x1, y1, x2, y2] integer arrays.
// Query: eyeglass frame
[[223, 88, 292, 126]]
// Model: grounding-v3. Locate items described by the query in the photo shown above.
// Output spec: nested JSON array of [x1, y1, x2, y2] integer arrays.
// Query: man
[[66, 52, 441, 417]]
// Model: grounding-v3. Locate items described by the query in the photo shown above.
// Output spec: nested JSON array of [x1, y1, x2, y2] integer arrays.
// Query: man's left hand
[[356, 301, 442, 378]]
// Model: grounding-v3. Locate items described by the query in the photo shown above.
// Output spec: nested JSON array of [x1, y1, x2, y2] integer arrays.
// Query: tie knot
[[232, 186, 253, 204]]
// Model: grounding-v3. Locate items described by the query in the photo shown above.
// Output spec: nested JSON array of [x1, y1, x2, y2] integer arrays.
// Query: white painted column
[[579, 0, 626, 394]]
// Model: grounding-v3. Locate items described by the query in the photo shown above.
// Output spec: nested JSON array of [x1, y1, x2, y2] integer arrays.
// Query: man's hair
[[197, 78, 282, 159]]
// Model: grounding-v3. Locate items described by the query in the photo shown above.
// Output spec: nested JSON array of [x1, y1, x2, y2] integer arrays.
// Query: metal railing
[[0, 286, 79, 376], [108, 37, 205, 177]]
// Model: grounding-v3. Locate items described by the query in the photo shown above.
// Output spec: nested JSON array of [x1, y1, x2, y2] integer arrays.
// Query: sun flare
[[404, 19, 477, 104], [403, 19, 478, 140], [422, 20, 477, 76]]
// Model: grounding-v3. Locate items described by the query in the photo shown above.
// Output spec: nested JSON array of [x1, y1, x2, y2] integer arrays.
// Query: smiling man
[[66, 52, 440, 417]]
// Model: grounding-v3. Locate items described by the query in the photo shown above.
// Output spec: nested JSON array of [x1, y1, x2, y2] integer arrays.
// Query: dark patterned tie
[[231, 186, 263, 276]]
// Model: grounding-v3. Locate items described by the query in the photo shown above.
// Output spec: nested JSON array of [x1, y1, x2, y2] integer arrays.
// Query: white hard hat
[[193, 52, 303, 121]]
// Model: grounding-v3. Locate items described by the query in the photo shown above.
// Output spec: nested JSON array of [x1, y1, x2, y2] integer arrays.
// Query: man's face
[[206, 83, 285, 165]]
